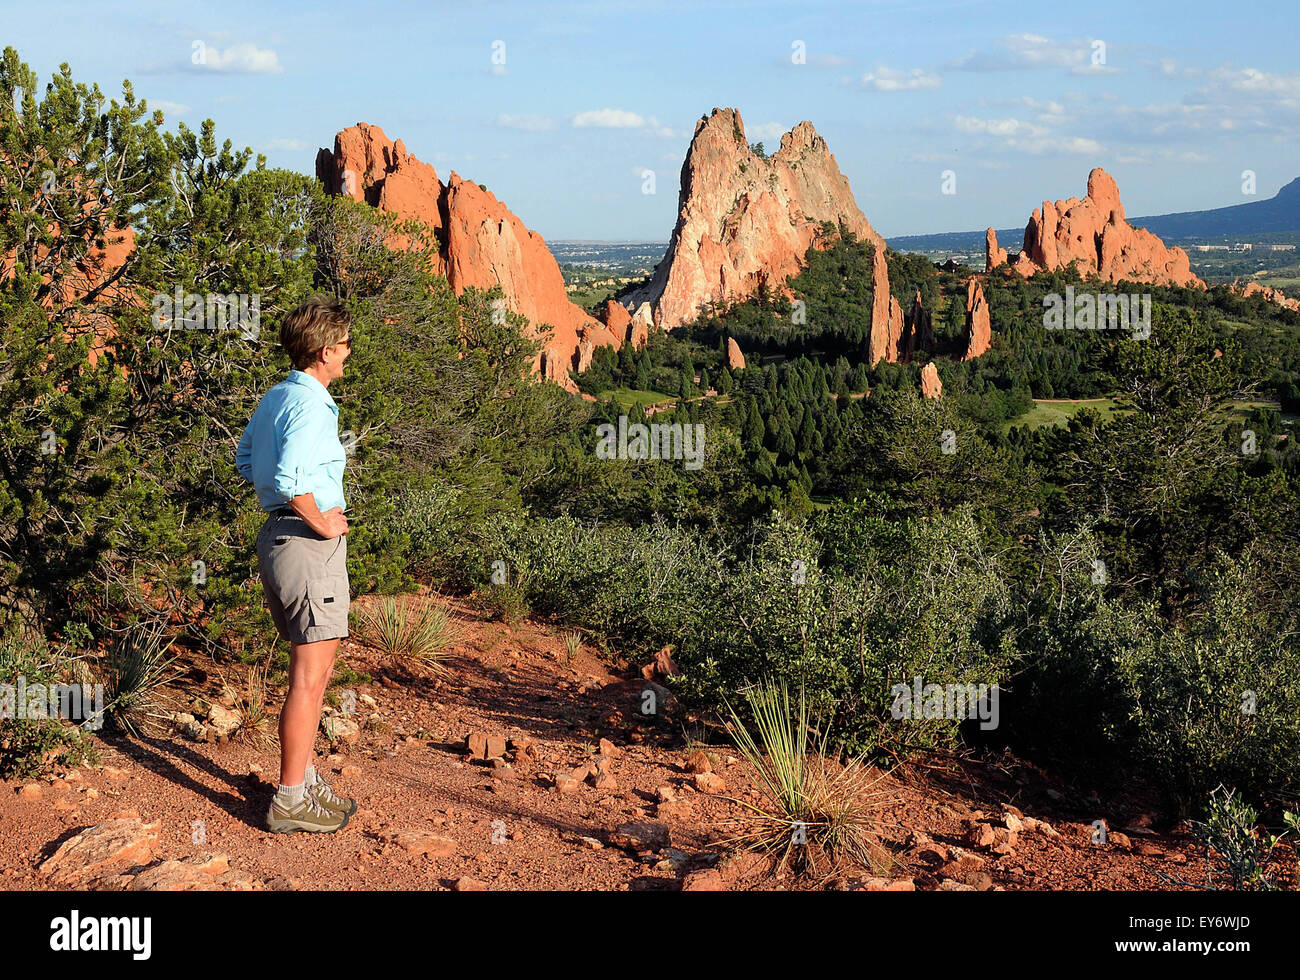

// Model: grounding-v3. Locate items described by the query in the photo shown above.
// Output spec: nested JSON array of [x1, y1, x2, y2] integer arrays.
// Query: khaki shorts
[[256, 513, 350, 644]]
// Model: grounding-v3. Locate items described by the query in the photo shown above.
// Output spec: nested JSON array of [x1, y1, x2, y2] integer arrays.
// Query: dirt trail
[[0, 595, 1240, 891]]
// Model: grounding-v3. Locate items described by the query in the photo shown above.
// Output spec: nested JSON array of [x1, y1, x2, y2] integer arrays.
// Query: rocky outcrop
[[985, 228, 1008, 272], [629, 318, 649, 351], [887, 297, 904, 363], [39, 817, 161, 885], [1231, 279, 1300, 311], [994, 169, 1203, 288], [901, 290, 932, 362], [726, 337, 746, 371], [868, 246, 903, 365], [316, 123, 620, 391], [623, 108, 884, 331], [963, 278, 991, 360], [598, 298, 634, 343], [920, 362, 943, 399]]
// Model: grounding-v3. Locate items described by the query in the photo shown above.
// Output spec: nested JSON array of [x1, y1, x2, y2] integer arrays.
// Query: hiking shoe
[[266, 792, 350, 833], [309, 774, 356, 816]]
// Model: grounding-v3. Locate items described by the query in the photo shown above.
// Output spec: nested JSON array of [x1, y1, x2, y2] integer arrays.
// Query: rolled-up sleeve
[[272, 404, 325, 503], [239, 371, 344, 513], [236, 421, 254, 482]]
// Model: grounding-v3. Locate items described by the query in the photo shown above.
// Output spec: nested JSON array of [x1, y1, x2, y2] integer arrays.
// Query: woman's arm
[[289, 492, 348, 538]]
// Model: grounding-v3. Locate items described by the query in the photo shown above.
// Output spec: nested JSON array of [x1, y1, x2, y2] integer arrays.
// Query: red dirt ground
[[2, 593, 1288, 892]]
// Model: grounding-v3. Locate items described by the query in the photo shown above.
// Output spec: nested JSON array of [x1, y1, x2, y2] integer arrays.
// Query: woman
[[236, 297, 356, 833]]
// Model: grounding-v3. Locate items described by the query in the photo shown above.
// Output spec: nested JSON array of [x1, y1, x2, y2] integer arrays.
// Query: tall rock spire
[[624, 108, 884, 331]]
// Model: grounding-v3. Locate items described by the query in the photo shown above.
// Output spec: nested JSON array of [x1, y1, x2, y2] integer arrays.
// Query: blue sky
[[6, 0, 1299, 240]]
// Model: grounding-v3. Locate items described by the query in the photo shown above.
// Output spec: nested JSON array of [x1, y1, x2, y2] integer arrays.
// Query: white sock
[[277, 782, 306, 806], [304, 765, 318, 787]]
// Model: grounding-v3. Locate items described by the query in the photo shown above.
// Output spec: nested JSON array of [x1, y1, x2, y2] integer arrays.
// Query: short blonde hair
[[279, 297, 350, 370]]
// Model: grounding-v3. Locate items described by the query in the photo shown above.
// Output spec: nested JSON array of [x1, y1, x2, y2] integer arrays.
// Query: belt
[[269, 507, 303, 519]]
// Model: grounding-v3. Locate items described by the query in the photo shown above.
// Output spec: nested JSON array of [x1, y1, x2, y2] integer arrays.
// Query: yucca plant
[[562, 630, 582, 665], [101, 620, 182, 738], [360, 596, 460, 676], [718, 678, 890, 878], [227, 659, 275, 749]]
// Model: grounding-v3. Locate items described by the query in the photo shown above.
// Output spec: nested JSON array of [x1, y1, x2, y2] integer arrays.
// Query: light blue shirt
[[236, 370, 346, 513]]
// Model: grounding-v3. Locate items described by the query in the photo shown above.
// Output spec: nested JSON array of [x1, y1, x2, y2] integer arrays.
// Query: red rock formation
[[726, 337, 746, 371], [963, 278, 991, 360], [598, 298, 634, 344], [902, 289, 932, 362], [920, 362, 943, 399], [624, 108, 884, 331], [868, 246, 901, 366], [887, 296, 904, 363], [1001, 169, 1203, 288], [597, 295, 653, 354], [316, 123, 618, 392], [629, 318, 649, 351], [985, 228, 1007, 272], [1231, 279, 1300, 311]]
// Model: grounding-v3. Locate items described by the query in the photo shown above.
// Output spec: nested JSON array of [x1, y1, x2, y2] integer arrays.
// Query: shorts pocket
[[306, 573, 350, 629]]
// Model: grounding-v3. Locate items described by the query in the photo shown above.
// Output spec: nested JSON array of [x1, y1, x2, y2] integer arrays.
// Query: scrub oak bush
[[482, 507, 1016, 756]]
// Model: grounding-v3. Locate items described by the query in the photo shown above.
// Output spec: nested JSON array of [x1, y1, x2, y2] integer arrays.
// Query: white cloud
[[1206, 65, 1300, 97], [195, 42, 282, 74], [149, 100, 190, 116], [953, 115, 1101, 155], [569, 110, 681, 138], [1153, 57, 1202, 79], [954, 115, 1044, 138], [952, 35, 1115, 75], [860, 66, 941, 92], [645, 116, 681, 139], [748, 121, 789, 142], [1057, 136, 1104, 154], [497, 114, 555, 131], [572, 109, 645, 128]]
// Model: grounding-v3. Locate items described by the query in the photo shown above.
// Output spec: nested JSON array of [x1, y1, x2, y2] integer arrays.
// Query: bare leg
[[307, 649, 339, 770], [278, 638, 340, 788]]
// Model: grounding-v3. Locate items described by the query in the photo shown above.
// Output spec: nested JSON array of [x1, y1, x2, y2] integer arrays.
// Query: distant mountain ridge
[[892, 176, 1300, 253], [1135, 176, 1300, 239]]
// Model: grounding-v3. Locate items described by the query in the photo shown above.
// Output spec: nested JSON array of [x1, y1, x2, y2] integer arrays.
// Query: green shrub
[[480, 507, 1015, 757], [0, 715, 99, 780], [480, 572, 532, 628], [1111, 554, 1300, 810], [1012, 540, 1300, 811], [1186, 787, 1289, 891], [0, 626, 100, 778]]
